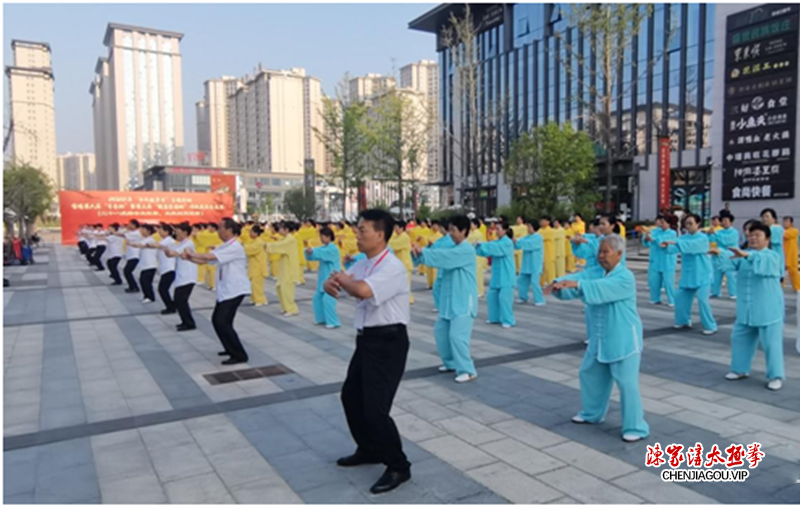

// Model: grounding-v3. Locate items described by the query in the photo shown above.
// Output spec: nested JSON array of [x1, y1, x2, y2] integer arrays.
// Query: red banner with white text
[[658, 137, 672, 210], [59, 190, 234, 245]]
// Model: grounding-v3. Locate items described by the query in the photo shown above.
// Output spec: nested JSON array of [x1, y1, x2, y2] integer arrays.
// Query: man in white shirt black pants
[[324, 209, 411, 495], [183, 218, 251, 365], [119, 219, 143, 293]]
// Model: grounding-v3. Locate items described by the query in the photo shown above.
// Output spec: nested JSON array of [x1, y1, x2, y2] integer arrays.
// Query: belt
[[356, 324, 406, 336]]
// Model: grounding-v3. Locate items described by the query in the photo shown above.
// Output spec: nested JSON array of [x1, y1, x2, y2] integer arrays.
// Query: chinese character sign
[[59, 190, 234, 245], [210, 174, 236, 200], [723, 5, 798, 200], [658, 137, 671, 210]]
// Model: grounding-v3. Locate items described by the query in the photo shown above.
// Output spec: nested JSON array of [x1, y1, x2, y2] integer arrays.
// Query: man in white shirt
[[90, 224, 108, 271], [120, 219, 143, 293], [156, 223, 177, 315], [183, 217, 251, 365], [324, 209, 411, 495], [105, 223, 124, 285]]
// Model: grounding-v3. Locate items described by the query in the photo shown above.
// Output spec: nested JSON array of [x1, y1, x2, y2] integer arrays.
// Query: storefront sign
[[59, 190, 234, 245], [723, 4, 798, 200], [658, 137, 672, 209], [210, 174, 236, 200]]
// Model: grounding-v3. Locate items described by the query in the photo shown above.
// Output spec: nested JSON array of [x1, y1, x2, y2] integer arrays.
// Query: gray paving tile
[[98, 473, 168, 504], [34, 462, 100, 504], [163, 472, 235, 504]]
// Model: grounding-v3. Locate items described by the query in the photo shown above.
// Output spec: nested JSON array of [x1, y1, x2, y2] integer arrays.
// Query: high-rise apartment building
[[227, 66, 324, 175], [400, 60, 440, 195], [57, 152, 97, 191], [196, 76, 241, 167], [6, 40, 57, 187], [89, 23, 185, 190], [348, 73, 396, 104]]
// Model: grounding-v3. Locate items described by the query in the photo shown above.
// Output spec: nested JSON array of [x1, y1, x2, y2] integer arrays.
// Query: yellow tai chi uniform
[[302, 226, 322, 271], [194, 230, 208, 285], [468, 228, 487, 297], [554, 226, 567, 278], [785, 226, 800, 291], [204, 229, 222, 289], [540, 226, 556, 285], [424, 230, 443, 289], [414, 226, 431, 274], [266, 233, 300, 314], [565, 225, 576, 273], [511, 224, 528, 275], [245, 238, 268, 305], [389, 230, 415, 304]]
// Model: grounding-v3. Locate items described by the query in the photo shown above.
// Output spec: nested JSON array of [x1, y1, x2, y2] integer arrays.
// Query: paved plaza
[[3, 244, 800, 504]]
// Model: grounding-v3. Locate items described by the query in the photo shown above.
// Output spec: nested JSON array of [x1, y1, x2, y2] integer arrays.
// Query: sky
[[3, 2, 437, 155]]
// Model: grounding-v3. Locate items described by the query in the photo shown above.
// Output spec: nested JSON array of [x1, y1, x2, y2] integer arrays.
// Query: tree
[[504, 122, 598, 220], [441, 5, 508, 216], [313, 74, 372, 218], [283, 186, 317, 221], [3, 161, 54, 240], [362, 89, 432, 218], [555, 4, 663, 213]]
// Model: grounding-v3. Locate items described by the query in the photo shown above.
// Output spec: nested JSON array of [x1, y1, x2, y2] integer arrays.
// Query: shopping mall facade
[[409, 3, 800, 221]]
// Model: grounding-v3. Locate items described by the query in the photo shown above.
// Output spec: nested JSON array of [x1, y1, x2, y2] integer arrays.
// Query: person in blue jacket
[[661, 213, 718, 335], [546, 234, 649, 442], [715, 221, 785, 391], [343, 252, 366, 270], [571, 219, 603, 275], [431, 220, 455, 313], [642, 215, 677, 306], [760, 207, 785, 279], [708, 211, 740, 299], [414, 215, 478, 383], [476, 219, 516, 328], [305, 226, 341, 329], [516, 218, 545, 306]]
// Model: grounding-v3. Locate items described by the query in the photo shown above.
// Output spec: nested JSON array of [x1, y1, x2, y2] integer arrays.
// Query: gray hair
[[601, 234, 626, 254]]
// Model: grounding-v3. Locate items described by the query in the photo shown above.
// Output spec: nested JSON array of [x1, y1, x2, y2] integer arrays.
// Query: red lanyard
[[366, 249, 390, 278]]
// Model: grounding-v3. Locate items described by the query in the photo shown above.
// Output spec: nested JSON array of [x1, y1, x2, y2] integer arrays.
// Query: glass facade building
[[410, 3, 717, 219]]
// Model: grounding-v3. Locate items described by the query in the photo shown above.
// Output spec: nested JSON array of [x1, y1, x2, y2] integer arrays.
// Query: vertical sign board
[[723, 4, 799, 200], [304, 159, 316, 210], [658, 137, 672, 210]]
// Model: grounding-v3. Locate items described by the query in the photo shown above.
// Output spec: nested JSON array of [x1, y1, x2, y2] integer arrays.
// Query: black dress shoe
[[111, 282, 122, 286], [160, 309, 177, 315], [176, 325, 196, 332], [337, 452, 382, 467], [221, 358, 247, 366], [370, 468, 411, 495], [125, 288, 139, 293], [218, 351, 230, 356]]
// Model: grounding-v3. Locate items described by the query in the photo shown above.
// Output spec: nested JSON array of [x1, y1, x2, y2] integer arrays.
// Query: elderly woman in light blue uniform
[[760, 208, 785, 277], [642, 215, 677, 306], [305, 226, 341, 329], [547, 234, 649, 442], [431, 226, 455, 312], [516, 219, 545, 306], [708, 211, 740, 299], [415, 216, 478, 383], [717, 221, 785, 391], [476, 220, 516, 328], [662, 213, 718, 335]]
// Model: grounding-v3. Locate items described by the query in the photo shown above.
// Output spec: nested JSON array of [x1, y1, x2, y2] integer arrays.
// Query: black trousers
[[85, 247, 96, 265], [341, 324, 410, 473], [140, 268, 156, 301], [91, 245, 106, 270], [123, 259, 139, 291], [211, 295, 248, 361], [78, 242, 88, 255], [158, 271, 176, 311], [174, 284, 196, 327], [107, 257, 122, 284]]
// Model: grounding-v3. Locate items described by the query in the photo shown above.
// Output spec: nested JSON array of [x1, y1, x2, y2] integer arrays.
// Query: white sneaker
[[725, 372, 748, 381], [667, 303, 675, 308], [516, 299, 526, 304], [285, 312, 298, 317], [254, 303, 267, 307], [583, 340, 589, 345], [534, 303, 546, 307], [623, 433, 643, 443], [571, 415, 587, 424], [454, 373, 477, 383], [142, 298, 153, 304], [485, 320, 494, 324], [438, 365, 455, 373], [767, 378, 783, 391], [730, 295, 737, 300], [431, 308, 438, 313], [702, 329, 717, 336], [673, 324, 692, 330], [501, 324, 513, 329], [325, 324, 339, 329]]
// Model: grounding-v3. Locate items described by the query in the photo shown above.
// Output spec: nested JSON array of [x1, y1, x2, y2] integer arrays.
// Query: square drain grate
[[204, 364, 294, 385]]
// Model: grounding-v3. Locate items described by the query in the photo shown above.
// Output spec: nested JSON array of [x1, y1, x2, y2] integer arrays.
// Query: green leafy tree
[[283, 186, 317, 221], [313, 74, 372, 217], [3, 161, 54, 240], [504, 122, 598, 220]]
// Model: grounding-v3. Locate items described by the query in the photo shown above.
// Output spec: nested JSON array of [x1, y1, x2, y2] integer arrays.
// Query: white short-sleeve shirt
[[138, 236, 158, 270], [107, 234, 124, 258], [158, 236, 177, 274], [211, 238, 251, 302], [94, 229, 107, 246], [125, 230, 143, 259], [346, 248, 410, 330], [174, 239, 198, 287]]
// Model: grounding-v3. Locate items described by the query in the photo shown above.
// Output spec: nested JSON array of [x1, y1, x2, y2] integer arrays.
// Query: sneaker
[[702, 329, 718, 336], [730, 295, 737, 300], [673, 324, 692, 330], [431, 308, 438, 313], [285, 312, 298, 317], [767, 379, 783, 391], [651, 301, 662, 305], [516, 299, 527, 304], [325, 325, 340, 329], [485, 320, 495, 324], [534, 303, 546, 307], [142, 298, 153, 304], [438, 365, 455, 373], [623, 433, 643, 443], [667, 303, 675, 308], [571, 415, 587, 424], [725, 372, 748, 381], [583, 339, 589, 345], [501, 324, 513, 329], [454, 373, 477, 383], [254, 303, 267, 307]]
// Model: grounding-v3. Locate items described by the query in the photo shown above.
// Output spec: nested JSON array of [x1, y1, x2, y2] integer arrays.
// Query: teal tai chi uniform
[[665, 232, 718, 332], [721, 248, 785, 381], [572, 233, 601, 274], [476, 236, 516, 327], [343, 252, 366, 270], [642, 228, 677, 305], [305, 243, 342, 328], [554, 263, 650, 439], [431, 234, 455, 310], [420, 240, 478, 376], [768, 225, 785, 277], [516, 232, 545, 305], [709, 227, 740, 298]]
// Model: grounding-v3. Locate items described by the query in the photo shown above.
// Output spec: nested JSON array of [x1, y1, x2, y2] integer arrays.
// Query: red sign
[[658, 137, 672, 210], [210, 174, 236, 199], [59, 190, 234, 245]]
